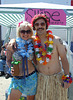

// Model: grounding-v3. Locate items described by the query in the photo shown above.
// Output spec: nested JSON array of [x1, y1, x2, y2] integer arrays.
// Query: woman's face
[[20, 26, 32, 40]]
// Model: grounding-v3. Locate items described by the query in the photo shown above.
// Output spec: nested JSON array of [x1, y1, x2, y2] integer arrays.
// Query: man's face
[[34, 18, 46, 35]]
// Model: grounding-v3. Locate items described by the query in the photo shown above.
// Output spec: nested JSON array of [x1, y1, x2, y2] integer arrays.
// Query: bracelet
[[62, 74, 72, 84]]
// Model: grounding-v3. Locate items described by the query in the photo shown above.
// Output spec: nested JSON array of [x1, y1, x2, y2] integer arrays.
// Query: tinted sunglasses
[[34, 22, 46, 26], [20, 30, 31, 34]]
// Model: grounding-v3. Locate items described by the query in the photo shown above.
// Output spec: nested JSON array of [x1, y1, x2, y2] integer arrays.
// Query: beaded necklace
[[34, 30, 54, 65]]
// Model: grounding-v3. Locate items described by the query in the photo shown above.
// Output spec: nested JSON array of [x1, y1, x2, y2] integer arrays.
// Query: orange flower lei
[[34, 30, 54, 65]]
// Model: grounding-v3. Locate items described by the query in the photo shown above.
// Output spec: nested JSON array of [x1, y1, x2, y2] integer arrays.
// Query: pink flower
[[18, 21, 23, 27]]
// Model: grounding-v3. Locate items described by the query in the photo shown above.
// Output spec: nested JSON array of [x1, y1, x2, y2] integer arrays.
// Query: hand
[[64, 82, 70, 88], [11, 67, 14, 76], [61, 82, 70, 89], [7, 39, 16, 52]]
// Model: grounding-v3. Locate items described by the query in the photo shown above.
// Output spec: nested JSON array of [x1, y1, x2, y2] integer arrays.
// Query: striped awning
[[0, 13, 24, 27], [0, 2, 73, 27]]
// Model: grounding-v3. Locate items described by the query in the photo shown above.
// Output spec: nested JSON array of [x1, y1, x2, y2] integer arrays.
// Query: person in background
[[4, 43, 12, 79], [7, 14, 72, 100], [0, 43, 11, 79], [0, 45, 6, 76], [6, 21, 37, 100]]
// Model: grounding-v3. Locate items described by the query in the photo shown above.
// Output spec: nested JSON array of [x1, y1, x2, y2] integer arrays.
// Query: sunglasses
[[34, 22, 46, 27], [20, 30, 31, 34]]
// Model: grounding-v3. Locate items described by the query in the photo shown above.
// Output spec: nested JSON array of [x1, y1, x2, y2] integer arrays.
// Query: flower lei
[[62, 74, 72, 84], [16, 37, 34, 58], [34, 30, 54, 65]]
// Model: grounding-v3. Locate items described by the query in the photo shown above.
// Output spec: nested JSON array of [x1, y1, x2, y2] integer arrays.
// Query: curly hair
[[31, 14, 50, 30]]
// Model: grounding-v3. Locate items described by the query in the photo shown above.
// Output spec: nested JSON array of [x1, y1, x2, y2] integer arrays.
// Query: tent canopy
[[0, 2, 73, 28], [0, 2, 73, 48]]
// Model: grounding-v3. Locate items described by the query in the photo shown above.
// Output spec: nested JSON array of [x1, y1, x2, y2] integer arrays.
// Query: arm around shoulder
[[7, 39, 16, 52]]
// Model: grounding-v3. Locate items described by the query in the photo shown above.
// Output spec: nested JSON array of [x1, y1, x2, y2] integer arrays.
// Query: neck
[[37, 31, 47, 39]]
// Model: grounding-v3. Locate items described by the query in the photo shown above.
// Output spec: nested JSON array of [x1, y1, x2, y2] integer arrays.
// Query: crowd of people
[[1, 14, 72, 100]]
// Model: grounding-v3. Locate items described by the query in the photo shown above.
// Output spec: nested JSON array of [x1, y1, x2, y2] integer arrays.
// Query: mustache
[[37, 28, 44, 31]]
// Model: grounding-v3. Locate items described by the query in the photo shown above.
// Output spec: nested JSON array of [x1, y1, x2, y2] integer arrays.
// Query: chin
[[22, 38, 28, 40], [38, 32, 44, 35]]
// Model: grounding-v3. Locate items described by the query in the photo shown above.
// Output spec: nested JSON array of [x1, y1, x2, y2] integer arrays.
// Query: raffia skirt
[[35, 72, 68, 100]]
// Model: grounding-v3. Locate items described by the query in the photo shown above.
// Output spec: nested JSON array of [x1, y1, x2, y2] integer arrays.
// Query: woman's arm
[[6, 50, 13, 68], [7, 39, 16, 52]]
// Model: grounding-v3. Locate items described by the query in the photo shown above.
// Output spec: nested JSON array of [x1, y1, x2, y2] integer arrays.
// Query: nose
[[39, 24, 42, 27], [24, 32, 27, 35]]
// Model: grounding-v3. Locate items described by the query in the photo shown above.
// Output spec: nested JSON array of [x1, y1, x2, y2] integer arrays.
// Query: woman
[[6, 21, 37, 100]]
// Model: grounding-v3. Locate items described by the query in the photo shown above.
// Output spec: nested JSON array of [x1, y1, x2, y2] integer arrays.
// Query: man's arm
[[57, 39, 69, 75], [7, 39, 16, 52], [56, 38, 71, 88], [6, 50, 13, 68]]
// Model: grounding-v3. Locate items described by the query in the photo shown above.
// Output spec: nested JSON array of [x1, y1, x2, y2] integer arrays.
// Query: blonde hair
[[16, 21, 33, 38]]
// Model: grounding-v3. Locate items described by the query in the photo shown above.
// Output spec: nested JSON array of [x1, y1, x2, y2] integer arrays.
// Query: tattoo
[[59, 39, 63, 44]]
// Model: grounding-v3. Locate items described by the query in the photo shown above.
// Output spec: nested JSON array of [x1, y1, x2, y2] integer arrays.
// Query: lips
[[23, 36, 28, 38]]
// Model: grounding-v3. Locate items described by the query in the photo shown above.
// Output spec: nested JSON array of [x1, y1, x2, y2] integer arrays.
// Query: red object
[[71, 0, 73, 6], [4, 51, 6, 55]]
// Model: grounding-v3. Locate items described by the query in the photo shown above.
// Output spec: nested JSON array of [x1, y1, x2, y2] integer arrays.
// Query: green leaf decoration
[[11, 61, 21, 65], [47, 47, 53, 52], [11, 55, 21, 65], [35, 52, 39, 55], [19, 97, 25, 100], [11, 61, 15, 64]]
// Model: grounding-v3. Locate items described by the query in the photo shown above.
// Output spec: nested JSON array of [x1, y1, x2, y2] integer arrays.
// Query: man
[[7, 14, 72, 100]]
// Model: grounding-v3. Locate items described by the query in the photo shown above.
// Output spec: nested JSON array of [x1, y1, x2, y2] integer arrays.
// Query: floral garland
[[16, 37, 34, 59], [34, 30, 54, 65]]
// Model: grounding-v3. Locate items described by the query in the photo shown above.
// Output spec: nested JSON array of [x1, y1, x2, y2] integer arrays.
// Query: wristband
[[62, 74, 72, 84]]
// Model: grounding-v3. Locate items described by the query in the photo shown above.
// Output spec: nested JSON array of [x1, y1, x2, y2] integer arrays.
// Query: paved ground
[[68, 81, 73, 100], [0, 76, 73, 100], [0, 76, 11, 100]]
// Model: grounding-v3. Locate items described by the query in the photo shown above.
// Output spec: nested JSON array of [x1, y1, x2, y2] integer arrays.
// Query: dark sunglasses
[[34, 22, 46, 27], [20, 30, 31, 34]]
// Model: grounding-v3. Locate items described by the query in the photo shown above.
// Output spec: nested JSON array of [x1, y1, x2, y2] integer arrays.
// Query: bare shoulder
[[53, 35, 63, 45], [53, 36, 67, 57]]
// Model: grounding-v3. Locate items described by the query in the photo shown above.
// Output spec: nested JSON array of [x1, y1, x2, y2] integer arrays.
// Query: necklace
[[34, 30, 54, 65], [16, 37, 34, 59]]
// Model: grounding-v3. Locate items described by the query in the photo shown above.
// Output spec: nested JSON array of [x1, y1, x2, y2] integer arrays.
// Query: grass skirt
[[35, 72, 68, 100]]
